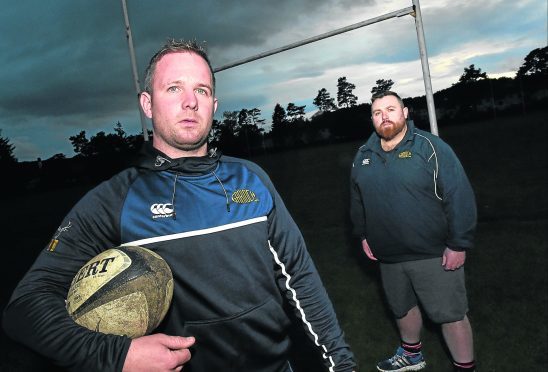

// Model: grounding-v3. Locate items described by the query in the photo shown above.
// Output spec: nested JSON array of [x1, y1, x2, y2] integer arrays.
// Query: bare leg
[[396, 305, 423, 343], [441, 315, 474, 363]]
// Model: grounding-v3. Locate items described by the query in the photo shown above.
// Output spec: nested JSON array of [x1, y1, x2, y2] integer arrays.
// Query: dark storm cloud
[[0, 0, 376, 126], [125, 0, 378, 67], [0, 1, 129, 121]]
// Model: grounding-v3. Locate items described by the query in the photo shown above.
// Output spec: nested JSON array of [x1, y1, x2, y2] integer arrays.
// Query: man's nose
[[182, 90, 198, 110]]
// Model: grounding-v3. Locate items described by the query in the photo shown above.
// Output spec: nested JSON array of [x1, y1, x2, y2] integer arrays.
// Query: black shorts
[[379, 257, 469, 323]]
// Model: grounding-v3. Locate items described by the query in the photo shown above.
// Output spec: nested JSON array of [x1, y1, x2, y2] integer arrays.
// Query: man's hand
[[442, 248, 466, 271], [361, 239, 378, 261], [123, 333, 195, 372]]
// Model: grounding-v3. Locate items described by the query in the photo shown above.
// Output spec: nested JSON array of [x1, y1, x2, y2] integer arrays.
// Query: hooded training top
[[3, 145, 356, 372], [350, 121, 477, 263]]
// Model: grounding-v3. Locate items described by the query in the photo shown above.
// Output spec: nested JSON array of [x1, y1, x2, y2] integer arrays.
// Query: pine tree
[[313, 88, 337, 112], [0, 130, 17, 164], [286, 103, 306, 122], [457, 64, 488, 84], [271, 103, 287, 132], [371, 79, 394, 95], [337, 77, 358, 108], [516, 46, 548, 77]]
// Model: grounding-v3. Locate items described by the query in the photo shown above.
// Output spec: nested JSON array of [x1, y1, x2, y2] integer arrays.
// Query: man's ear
[[403, 106, 409, 119], [140, 92, 152, 119]]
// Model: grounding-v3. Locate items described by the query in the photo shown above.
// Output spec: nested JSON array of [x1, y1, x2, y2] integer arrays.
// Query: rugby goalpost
[[121, 0, 439, 138]]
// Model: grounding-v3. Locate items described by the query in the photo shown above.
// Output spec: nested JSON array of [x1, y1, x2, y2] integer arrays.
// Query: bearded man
[[350, 90, 477, 372]]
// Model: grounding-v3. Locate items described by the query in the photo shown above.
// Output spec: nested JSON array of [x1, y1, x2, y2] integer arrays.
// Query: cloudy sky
[[1, 0, 545, 161]]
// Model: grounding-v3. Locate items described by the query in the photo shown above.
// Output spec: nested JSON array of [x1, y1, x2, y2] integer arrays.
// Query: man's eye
[[167, 86, 180, 93], [195, 88, 207, 95]]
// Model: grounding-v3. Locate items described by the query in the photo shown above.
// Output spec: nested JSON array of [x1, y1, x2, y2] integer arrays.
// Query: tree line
[[0, 46, 546, 194]]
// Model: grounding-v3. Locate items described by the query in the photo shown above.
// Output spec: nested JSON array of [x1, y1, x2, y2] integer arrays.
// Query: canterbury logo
[[150, 203, 175, 219], [231, 189, 259, 204]]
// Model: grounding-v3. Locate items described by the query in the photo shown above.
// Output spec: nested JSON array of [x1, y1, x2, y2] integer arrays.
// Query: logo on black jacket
[[231, 189, 259, 204], [47, 221, 73, 252], [151, 203, 175, 219]]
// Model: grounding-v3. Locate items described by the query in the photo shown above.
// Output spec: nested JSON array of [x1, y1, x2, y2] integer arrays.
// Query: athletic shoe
[[377, 346, 426, 371]]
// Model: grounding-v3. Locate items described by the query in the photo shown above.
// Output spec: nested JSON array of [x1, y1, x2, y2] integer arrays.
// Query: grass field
[[1, 112, 546, 371]]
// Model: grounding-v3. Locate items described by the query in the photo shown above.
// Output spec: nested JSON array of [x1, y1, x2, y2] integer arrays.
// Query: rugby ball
[[66, 245, 173, 338]]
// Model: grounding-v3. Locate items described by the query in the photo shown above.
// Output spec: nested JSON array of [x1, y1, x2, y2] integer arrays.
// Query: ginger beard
[[375, 118, 406, 141]]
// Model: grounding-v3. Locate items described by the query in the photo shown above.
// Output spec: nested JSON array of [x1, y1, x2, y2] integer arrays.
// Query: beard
[[375, 119, 406, 141]]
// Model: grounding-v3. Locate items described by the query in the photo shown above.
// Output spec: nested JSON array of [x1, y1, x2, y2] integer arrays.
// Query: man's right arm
[[2, 184, 131, 371], [3, 279, 131, 371]]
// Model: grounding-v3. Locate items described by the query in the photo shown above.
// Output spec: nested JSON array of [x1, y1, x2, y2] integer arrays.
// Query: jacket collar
[[135, 142, 221, 175]]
